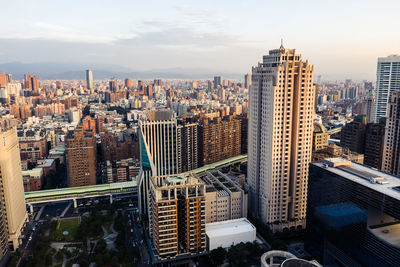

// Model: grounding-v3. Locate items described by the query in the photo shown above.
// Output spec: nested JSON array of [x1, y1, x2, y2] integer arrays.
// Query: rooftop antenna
[[280, 38, 284, 49]]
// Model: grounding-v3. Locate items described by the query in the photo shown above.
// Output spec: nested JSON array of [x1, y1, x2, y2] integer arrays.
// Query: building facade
[[248, 46, 315, 230], [201, 171, 247, 223], [0, 117, 28, 252], [382, 91, 400, 175], [200, 116, 241, 166]]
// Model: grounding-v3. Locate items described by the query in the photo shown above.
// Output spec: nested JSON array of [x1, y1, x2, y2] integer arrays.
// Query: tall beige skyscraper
[[86, 69, 93, 90], [248, 46, 315, 231], [0, 117, 28, 250]]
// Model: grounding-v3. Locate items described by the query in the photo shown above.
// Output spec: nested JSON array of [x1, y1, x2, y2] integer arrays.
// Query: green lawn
[[50, 217, 81, 241]]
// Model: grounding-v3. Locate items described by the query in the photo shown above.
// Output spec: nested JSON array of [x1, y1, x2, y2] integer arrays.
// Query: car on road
[[28, 236, 32, 241]]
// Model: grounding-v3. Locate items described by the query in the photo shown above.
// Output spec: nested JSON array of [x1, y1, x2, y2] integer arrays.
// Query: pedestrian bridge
[[25, 154, 248, 210], [25, 180, 138, 208], [327, 127, 342, 135]]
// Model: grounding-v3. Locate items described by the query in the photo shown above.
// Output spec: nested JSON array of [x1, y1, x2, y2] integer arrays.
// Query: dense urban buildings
[[374, 55, 400, 122], [66, 126, 97, 187], [248, 46, 315, 230], [307, 158, 400, 266]]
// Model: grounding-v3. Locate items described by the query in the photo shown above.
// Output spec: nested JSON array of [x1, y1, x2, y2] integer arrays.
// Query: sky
[[1, 0, 400, 79]]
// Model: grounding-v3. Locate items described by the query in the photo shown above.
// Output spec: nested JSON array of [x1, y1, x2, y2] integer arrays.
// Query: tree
[[209, 247, 226, 266]]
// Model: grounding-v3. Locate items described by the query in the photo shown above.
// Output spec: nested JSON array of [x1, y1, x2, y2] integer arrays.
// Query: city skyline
[[1, 1, 400, 80]]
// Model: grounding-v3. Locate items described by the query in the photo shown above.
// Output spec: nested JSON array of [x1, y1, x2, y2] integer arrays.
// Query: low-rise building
[[206, 218, 256, 250], [22, 168, 44, 192]]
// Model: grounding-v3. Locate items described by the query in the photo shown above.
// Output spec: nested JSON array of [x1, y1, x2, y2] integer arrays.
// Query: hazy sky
[[1, 0, 400, 79]]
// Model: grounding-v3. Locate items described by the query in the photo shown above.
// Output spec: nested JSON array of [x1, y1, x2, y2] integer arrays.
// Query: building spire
[[280, 38, 284, 49]]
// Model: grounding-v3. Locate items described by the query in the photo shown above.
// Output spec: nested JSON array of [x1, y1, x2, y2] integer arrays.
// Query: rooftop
[[369, 223, 400, 248], [206, 218, 256, 239], [314, 158, 400, 201]]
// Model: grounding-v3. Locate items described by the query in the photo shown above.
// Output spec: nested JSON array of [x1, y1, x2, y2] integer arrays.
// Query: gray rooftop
[[314, 158, 400, 201]]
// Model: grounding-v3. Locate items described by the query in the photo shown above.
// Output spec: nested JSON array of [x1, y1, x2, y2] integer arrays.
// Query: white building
[[374, 55, 400, 122], [206, 218, 256, 250]]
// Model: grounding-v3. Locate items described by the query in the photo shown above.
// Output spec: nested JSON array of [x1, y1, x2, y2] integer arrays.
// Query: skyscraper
[[382, 91, 400, 175], [86, 69, 93, 90], [138, 110, 179, 215], [244, 73, 251, 89], [374, 55, 400, 122], [0, 117, 28, 251], [213, 76, 222, 89], [248, 46, 315, 230], [109, 80, 117, 92], [66, 126, 97, 187]]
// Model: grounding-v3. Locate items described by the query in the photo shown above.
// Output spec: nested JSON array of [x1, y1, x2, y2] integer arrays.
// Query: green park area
[[27, 203, 137, 267], [50, 217, 81, 242]]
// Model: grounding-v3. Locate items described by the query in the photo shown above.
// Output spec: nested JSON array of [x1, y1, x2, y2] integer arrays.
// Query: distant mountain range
[[0, 62, 244, 80]]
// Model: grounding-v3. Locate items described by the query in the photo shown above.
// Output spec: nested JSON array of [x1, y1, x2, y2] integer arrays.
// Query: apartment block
[[148, 174, 206, 260]]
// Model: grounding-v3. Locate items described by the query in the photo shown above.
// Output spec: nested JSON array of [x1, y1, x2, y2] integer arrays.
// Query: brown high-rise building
[[0, 117, 28, 252], [146, 85, 153, 99], [148, 174, 206, 260], [66, 126, 97, 187], [24, 74, 32, 89], [364, 119, 385, 169], [125, 78, 132, 89], [31, 76, 39, 93], [340, 115, 368, 154], [0, 73, 6, 87], [200, 115, 241, 165], [95, 115, 104, 134], [382, 91, 400, 175]]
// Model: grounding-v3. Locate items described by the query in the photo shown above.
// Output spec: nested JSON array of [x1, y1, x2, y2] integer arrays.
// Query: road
[[128, 207, 152, 267], [18, 221, 42, 267]]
